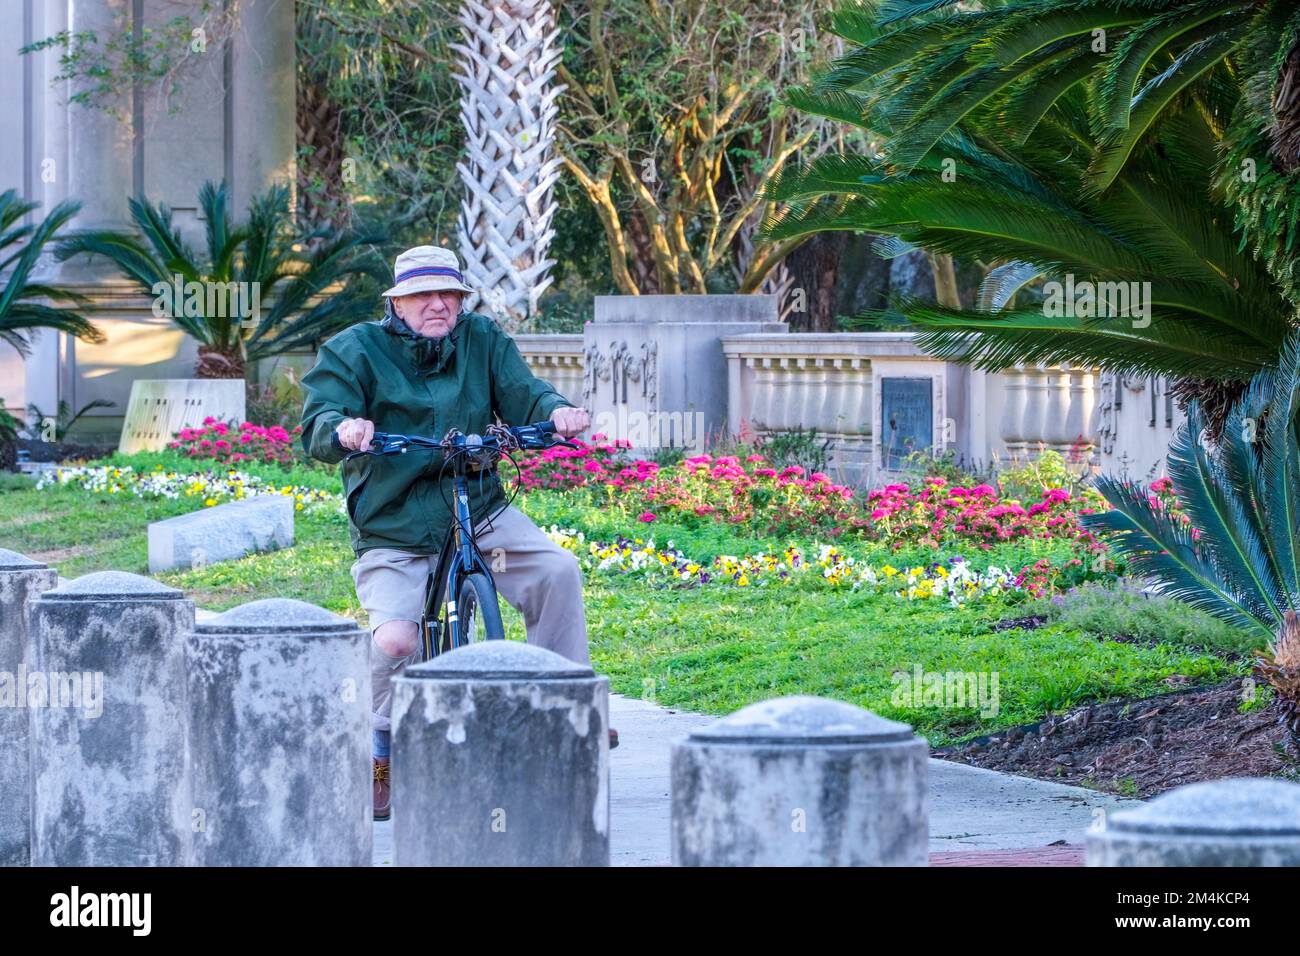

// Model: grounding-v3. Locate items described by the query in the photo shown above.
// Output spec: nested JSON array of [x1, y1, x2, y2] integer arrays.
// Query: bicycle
[[347, 420, 578, 661]]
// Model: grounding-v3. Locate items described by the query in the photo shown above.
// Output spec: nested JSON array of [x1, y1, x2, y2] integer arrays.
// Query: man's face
[[393, 289, 463, 338]]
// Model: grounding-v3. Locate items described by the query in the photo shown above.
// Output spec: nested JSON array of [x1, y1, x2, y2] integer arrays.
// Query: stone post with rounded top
[[29, 571, 194, 866], [187, 598, 371, 865], [391, 640, 610, 866], [1087, 778, 1300, 866], [0, 550, 60, 866], [671, 695, 929, 866]]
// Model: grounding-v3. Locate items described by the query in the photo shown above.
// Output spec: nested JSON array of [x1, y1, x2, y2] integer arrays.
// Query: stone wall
[[513, 331, 1185, 486], [0, 0, 295, 440], [511, 334, 583, 411]]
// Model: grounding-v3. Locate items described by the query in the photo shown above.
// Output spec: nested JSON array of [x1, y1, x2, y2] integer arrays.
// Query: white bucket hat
[[381, 245, 475, 298]]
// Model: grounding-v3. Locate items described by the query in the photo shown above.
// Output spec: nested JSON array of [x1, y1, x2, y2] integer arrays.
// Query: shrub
[[245, 366, 305, 431]]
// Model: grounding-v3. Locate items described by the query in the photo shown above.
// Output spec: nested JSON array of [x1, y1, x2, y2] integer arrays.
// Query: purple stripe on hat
[[396, 266, 464, 283]]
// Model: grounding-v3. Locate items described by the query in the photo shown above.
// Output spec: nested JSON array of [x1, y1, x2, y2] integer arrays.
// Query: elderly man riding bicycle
[[300, 245, 611, 822]]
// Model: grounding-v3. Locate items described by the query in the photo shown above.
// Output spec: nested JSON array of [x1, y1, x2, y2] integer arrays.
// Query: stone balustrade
[[995, 363, 1100, 461], [514, 334, 584, 415], [721, 333, 881, 481], [513, 331, 1172, 481]]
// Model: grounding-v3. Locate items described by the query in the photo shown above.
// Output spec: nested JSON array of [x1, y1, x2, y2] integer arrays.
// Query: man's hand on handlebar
[[336, 418, 376, 452], [550, 405, 589, 438]]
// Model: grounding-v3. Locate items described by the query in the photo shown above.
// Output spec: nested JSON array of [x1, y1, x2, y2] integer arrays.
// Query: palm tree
[[1085, 330, 1300, 738], [0, 190, 104, 470], [56, 180, 385, 378], [763, 0, 1300, 429], [452, 0, 565, 330], [0, 191, 103, 356], [812, 0, 1292, 189], [764, 91, 1290, 384]]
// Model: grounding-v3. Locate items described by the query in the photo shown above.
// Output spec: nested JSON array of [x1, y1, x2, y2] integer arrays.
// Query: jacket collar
[[381, 308, 459, 374]]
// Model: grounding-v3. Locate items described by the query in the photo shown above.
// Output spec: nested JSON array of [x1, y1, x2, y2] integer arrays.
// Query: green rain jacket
[[300, 310, 575, 555]]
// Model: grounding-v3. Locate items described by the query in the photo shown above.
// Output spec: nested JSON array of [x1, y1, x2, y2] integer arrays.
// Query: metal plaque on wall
[[880, 377, 933, 469]]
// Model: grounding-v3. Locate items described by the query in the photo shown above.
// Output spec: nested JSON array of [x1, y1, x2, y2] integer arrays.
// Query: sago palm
[[765, 0, 1300, 427], [0, 190, 104, 471], [1084, 330, 1300, 737], [819, 0, 1297, 192], [56, 180, 385, 378], [0, 190, 103, 356], [763, 91, 1292, 385]]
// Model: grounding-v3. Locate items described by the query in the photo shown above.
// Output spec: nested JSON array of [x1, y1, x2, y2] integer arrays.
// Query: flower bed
[[543, 525, 1087, 603], [167, 417, 303, 467], [515, 437, 1107, 552], [861, 478, 1106, 552], [35, 464, 338, 512]]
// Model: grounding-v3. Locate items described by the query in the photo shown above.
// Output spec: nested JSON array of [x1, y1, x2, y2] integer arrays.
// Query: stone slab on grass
[[148, 495, 293, 573]]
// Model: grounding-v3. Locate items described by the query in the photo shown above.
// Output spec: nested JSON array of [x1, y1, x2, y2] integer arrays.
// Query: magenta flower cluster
[[514, 436, 1106, 549], [168, 417, 301, 466]]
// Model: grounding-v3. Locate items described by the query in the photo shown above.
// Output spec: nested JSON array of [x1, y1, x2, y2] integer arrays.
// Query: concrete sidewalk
[[373, 692, 1140, 866]]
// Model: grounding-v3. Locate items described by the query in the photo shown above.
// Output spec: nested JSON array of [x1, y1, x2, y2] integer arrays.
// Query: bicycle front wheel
[[452, 571, 506, 647]]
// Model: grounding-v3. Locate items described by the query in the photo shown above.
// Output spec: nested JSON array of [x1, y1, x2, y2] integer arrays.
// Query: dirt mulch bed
[[989, 614, 1047, 633], [18, 438, 117, 464], [934, 677, 1298, 798]]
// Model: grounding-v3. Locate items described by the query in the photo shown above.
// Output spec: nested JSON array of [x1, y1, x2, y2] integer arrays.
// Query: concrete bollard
[[1087, 778, 1300, 866], [187, 598, 371, 865], [29, 571, 194, 866], [0, 549, 60, 866], [671, 695, 929, 866], [391, 641, 609, 866]]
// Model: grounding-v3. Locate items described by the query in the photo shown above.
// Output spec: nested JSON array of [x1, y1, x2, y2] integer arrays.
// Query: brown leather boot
[[373, 756, 391, 821]]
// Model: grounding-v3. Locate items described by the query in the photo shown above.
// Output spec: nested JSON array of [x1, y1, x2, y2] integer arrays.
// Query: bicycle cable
[[434, 443, 513, 572]]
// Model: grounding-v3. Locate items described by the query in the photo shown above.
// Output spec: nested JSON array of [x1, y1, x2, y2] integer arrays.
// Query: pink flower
[[637, 512, 657, 523]]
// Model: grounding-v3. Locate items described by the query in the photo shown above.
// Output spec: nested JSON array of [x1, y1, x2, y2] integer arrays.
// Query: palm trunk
[[195, 345, 246, 380], [784, 232, 848, 331], [1258, 610, 1300, 746], [452, 0, 564, 330], [928, 252, 962, 310]]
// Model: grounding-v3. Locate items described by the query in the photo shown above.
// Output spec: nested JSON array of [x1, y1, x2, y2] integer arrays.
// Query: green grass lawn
[[0, 467, 1255, 746]]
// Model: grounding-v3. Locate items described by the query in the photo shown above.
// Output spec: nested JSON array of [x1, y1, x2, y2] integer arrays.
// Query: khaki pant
[[351, 504, 590, 733]]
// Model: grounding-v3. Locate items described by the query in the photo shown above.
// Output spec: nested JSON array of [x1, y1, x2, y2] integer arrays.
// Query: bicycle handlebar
[[353, 421, 579, 460]]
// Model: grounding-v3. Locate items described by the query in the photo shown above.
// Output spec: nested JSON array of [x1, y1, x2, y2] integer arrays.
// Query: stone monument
[[583, 295, 785, 453]]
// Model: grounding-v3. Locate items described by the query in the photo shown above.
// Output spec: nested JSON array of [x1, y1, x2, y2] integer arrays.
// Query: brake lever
[[344, 433, 411, 461]]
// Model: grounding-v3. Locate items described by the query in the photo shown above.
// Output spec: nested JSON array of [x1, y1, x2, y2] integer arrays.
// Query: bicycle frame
[[419, 467, 495, 659]]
